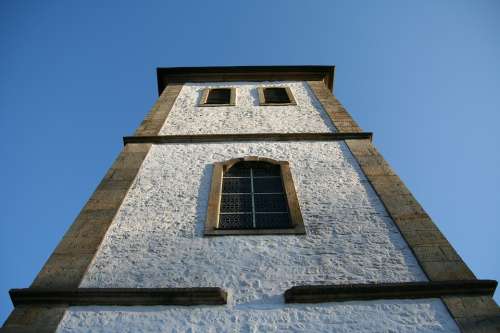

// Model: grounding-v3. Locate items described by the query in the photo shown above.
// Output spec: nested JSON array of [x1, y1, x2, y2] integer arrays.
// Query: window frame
[[199, 87, 236, 107], [257, 86, 297, 106], [204, 156, 305, 236]]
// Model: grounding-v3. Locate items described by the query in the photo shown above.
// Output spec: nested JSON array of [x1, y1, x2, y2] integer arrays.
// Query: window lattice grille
[[218, 161, 292, 230]]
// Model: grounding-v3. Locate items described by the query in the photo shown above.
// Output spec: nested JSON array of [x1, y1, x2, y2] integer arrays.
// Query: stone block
[[354, 155, 395, 176], [421, 261, 475, 280], [443, 296, 468, 317], [444, 296, 500, 332], [393, 216, 439, 232], [345, 139, 378, 157], [461, 296, 500, 317], [401, 229, 448, 247], [413, 245, 447, 262], [48, 208, 116, 259], [84, 188, 128, 210], [54, 218, 111, 255], [440, 245, 463, 261], [96, 179, 133, 192], [30, 253, 94, 288], [107, 167, 141, 181], [124, 143, 152, 153], [2, 305, 66, 333], [455, 316, 500, 333], [379, 193, 428, 221], [115, 152, 149, 169], [366, 175, 411, 197]]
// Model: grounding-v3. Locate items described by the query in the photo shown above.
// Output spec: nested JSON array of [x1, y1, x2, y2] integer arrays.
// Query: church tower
[[2, 66, 499, 332]]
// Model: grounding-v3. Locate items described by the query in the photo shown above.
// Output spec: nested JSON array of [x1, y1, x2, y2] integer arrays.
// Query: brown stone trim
[[442, 295, 500, 332], [204, 156, 306, 236], [10, 288, 227, 307], [307, 81, 362, 133], [2, 84, 183, 332], [257, 86, 297, 106], [123, 132, 373, 145], [280, 163, 305, 234], [157, 66, 335, 95], [204, 163, 223, 236], [1, 306, 67, 333], [284, 280, 497, 304]]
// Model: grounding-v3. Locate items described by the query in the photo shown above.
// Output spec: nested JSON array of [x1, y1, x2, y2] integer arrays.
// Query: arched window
[[204, 156, 305, 236]]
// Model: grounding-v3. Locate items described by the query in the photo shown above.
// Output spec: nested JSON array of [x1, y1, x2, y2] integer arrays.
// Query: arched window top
[[205, 156, 305, 236], [219, 156, 287, 172], [225, 160, 281, 177]]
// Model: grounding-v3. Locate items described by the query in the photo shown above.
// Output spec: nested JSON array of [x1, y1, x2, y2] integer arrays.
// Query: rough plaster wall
[[159, 81, 336, 135], [71, 141, 461, 331], [82, 141, 427, 296], [57, 299, 459, 332]]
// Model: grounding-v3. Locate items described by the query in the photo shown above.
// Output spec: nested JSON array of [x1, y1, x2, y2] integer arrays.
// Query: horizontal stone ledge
[[123, 132, 373, 145], [10, 287, 227, 306], [284, 280, 497, 304], [204, 227, 306, 236]]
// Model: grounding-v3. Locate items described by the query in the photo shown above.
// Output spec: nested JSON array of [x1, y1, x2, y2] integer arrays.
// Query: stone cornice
[[285, 280, 498, 304], [10, 288, 227, 307], [157, 65, 335, 95], [123, 132, 373, 145]]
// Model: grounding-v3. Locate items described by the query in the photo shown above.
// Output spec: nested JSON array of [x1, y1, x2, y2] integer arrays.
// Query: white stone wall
[[159, 81, 336, 135], [70, 141, 460, 331], [81, 142, 426, 294], [57, 299, 459, 332]]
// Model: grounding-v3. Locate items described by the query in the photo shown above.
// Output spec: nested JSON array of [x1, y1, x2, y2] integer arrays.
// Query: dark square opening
[[206, 88, 232, 105], [263, 88, 291, 104]]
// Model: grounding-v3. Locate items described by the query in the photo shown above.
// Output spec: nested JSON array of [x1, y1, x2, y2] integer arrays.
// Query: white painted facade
[[81, 142, 426, 292], [58, 299, 458, 333], [57, 81, 459, 332], [159, 82, 336, 135]]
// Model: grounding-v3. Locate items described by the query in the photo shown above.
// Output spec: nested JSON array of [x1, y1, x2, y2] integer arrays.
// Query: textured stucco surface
[[73, 141, 461, 331], [159, 81, 336, 134], [81, 142, 427, 296], [57, 299, 459, 333]]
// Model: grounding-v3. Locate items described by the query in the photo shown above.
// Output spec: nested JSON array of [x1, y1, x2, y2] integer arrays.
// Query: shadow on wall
[[248, 85, 260, 107], [338, 143, 428, 281], [303, 83, 337, 132], [194, 163, 213, 238]]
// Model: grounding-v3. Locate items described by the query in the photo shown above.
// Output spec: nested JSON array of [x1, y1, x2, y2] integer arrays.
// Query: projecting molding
[[156, 65, 335, 95], [10, 287, 228, 306], [285, 280, 498, 303], [123, 132, 373, 145]]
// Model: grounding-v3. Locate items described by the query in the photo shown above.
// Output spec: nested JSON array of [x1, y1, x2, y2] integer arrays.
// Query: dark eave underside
[[156, 65, 335, 95]]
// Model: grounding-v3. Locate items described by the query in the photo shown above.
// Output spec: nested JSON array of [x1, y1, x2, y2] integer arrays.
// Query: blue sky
[[1, 0, 499, 323]]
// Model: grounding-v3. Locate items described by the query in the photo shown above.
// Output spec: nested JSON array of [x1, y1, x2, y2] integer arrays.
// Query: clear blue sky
[[1, 0, 499, 323]]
